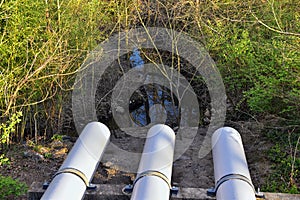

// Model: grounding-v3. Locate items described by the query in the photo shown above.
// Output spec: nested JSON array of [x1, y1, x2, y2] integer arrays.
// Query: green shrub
[[0, 111, 22, 165], [51, 134, 63, 141], [0, 112, 22, 146], [0, 175, 28, 199], [0, 154, 10, 166], [263, 129, 300, 193], [202, 0, 300, 120], [0, 0, 122, 138]]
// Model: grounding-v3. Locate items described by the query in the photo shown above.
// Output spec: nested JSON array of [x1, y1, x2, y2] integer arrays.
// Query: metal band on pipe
[[133, 170, 171, 189], [53, 167, 89, 187], [208, 173, 255, 196]]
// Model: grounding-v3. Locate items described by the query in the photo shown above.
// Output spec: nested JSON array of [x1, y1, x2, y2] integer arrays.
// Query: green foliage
[[0, 0, 122, 137], [51, 134, 63, 141], [264, 144, 300, 193], [0, 175, 28, 199], [0, 111, 22, 165], [197, 3, 300, 193], [44, 152, 53, 159], [243, 35, 300, 116], [0, 154, 10, 166], [2, 0, 297, 139], [0, 112, 22, 146], [202, 0, 300, 119], [263, 129, 300, 193], [33, 144, 43, 153]]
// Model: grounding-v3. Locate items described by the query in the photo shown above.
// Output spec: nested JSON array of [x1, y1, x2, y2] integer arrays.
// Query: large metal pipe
[[131, 124, 175, 200], [41, 122, 110, 200], [211, 127, 256, 200]]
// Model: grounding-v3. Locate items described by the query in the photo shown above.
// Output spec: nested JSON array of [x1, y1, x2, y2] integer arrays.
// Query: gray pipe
[[130, 124, 176, 200], [211, 127, 256, 200], [41, 122, 110, 200]]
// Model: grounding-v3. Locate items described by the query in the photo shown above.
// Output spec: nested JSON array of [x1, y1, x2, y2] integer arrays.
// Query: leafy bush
[[0, 154, 10, 166], [0, 175, 28, 199], [263, 128, 300, 193], [265, 143, 300, 193], [0, 111, 22, 165], [0, 112, 22, 146], [51, 134, 63, 141], [202, 0, 300, 119], [0, 0, 121, 137], [1, 0, 297, 140]]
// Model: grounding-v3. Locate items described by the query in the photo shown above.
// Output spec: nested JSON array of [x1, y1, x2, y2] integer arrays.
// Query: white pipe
[[211, 127, 256, 200], [131, 124, 175, 200], [41, 122, 110, 200]]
